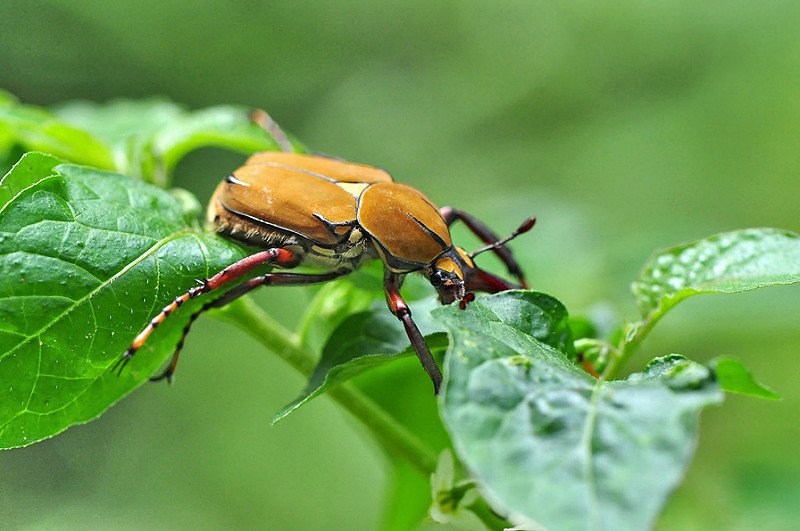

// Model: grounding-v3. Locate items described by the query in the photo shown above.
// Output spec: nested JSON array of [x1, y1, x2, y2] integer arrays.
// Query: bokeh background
[[1, 1, 799, 529]]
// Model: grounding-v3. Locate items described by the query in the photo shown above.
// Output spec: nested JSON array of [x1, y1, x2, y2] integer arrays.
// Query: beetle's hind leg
[[439, 206, 530, 288], [114, 248, 299, 377], [251, 109, 296, 153], [146, 269, 350, 382]]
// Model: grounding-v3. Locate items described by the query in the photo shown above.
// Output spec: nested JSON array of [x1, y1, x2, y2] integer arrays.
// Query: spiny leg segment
[[113, 247, 298, 378], [383, 270, 443, 394], [148, 269, 350, 382]]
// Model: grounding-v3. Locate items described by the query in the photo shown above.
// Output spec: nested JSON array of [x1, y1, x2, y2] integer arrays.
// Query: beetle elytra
[[115, 110, 535, 394]]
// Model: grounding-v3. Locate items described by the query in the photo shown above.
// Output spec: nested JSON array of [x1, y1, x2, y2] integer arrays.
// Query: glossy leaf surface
[[437, 292, 723, 531], [633, 228, 800, 322], [0, 155, 249, 448], [274, 296, 445, 423]]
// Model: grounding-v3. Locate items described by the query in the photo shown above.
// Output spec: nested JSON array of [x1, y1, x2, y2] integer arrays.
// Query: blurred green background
[[1, 1, 799, 529]]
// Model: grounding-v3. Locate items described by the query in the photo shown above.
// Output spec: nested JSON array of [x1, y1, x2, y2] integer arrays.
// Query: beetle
[[115, 110, 535, 394]]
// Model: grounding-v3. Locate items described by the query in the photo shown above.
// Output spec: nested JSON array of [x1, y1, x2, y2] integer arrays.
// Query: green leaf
[[437, 290, 575, 356], [0, 157, 249, 449], [152, 105, 290, 175], [437, 292, 723, 531], [633, 228, 800, 321], [296, 263, 384, 353], [710, 356, 780, 400], [0, 89, 16, 107], [273, 296, 446, 424], [54, 99, 299, 186], [54, 98, 184, 148], [0, 152, 61, 214], [0, 102, 114, 170]]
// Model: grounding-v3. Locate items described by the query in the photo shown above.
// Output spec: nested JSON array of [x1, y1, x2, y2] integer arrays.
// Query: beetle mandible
[[116, 110, 535, 394]]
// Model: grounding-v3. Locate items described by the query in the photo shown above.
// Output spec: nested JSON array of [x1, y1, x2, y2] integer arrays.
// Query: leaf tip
[[711, 356, 781, 401]]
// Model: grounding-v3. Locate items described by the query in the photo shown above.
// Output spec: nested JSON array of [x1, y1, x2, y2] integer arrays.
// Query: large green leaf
[[54, 99, 290, 186], [0, 102, 114, 170], [53, 99, 184, 148], [0, 93, 297, 187], [632, 228, 800, 322], [0, 152, 61, 214], [436, 292, 724, 531], [0, 154, 250, 449]]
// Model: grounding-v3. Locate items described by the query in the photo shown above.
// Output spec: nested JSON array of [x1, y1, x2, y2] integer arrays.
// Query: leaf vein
[[580, 379, 603, 529], [0, 228, 195, 363]]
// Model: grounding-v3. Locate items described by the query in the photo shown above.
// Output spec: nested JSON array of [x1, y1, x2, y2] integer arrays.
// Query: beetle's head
[[427, 247, 476, 308], [427, 216, 537, 308]]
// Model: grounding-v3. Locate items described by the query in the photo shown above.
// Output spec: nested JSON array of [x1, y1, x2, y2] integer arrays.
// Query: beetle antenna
[[468, 216, 536, 259]]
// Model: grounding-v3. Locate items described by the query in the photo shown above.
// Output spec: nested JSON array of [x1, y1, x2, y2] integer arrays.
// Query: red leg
[[440, 206, 529, 288], [114, 248, 297, 375], [149, 269, 350, 382], [465, 268, 518, 295], [384, 271, 443, 394]]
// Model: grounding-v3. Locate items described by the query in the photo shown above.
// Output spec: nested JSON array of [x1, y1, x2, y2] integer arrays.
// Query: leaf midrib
[[0, 228, 207, 445], [0, 227, 195, 362], [579, 378, 603, 530]]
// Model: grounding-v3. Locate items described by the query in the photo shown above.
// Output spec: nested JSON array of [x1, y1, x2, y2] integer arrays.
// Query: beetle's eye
[[430, 270, 449, 286]]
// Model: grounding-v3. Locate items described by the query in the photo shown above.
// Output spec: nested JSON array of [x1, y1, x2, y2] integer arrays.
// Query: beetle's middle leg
[[439, 206, 529, 288], [149, 268, 351, 383], [384, 271, 443, 395]]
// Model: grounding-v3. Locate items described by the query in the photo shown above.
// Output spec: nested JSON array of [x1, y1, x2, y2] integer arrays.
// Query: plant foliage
[[0, 92, 795, 530]]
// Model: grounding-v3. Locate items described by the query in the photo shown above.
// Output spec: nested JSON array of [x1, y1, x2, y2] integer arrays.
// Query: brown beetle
[[117, 111, 535, 393]]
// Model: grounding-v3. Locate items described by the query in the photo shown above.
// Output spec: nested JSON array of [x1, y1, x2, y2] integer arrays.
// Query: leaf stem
[[601, 312, 659, 380], [214, 296, 317, 377], [213, 296, 439, 475]]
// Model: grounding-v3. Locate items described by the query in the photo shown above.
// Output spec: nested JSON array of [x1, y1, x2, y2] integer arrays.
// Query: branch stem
[[601, 312, 659, 380], [213, 296, 439, 475]]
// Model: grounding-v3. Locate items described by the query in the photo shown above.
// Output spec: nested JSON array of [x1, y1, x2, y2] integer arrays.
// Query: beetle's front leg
[[440, 206, 529, 288], [383, 271, 443, 394]]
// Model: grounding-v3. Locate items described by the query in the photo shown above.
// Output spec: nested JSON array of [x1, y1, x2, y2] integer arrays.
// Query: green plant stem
[[213, 296, 439, 475], [574, 338, 608, 353], [601, 313, 659, 380]]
